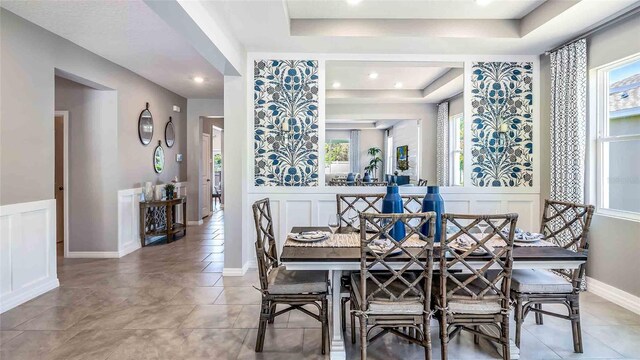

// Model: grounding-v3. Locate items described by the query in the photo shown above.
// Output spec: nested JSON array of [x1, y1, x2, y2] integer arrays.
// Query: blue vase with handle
[[422, 185, 445, 243], [382, 184, 405, 240]]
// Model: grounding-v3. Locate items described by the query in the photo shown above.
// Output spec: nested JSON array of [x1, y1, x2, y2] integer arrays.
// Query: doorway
[[54, 111, 69, 257], [201, 133, 212, 218]]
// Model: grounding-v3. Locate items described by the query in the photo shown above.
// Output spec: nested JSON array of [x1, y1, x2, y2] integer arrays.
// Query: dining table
[[280, 226, 588, 360]]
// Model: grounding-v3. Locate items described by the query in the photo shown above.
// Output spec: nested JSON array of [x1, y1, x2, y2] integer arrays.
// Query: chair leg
[[350, 300, 356, 344], [424, 315, 432, 360], [501, 316, 510, 360], [534, 303, 543, 325], [359, 314, 367, 360], [255, 299, 270, 352], [570, 299, 583, 353], [473, 325, 480, 345], [268, 303, 276, 324], [322, 297, 329, 355], [514, 295, 524, 348], [341, 297, 347, 332], [439, 313, 448, 360]]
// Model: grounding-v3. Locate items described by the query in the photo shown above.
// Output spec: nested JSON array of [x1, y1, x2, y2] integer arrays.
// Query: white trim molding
[[586, 276, 640, 315], [187, 220, 204, 226], [0, 199, 59, 313], [65, 251, 120, 259]]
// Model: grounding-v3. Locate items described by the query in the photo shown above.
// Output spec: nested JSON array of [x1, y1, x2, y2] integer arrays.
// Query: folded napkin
[[502, 227, 544, 241], [288, 231, 330, 240]]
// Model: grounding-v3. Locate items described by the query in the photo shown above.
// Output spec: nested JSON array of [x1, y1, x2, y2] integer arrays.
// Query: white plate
[[290, 232, 329, 243], [514, 237, 543, 243], [370, 246, 403, 256]]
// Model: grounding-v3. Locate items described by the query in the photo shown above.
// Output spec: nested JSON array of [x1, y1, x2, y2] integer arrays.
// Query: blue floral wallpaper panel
[[254, 60, 319, 186], [470, 62, 533, 187]]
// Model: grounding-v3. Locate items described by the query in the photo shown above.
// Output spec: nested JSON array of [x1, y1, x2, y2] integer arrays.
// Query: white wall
[[390, 120, 421, 180], [186, 99, 224, 222], [326, 102, 438, 182]]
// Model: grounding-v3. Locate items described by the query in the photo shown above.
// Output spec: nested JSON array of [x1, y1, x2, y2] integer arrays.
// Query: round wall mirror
[[138, 102, 154, 145], [154, 141, 165, 173], [165, 117, 175, 148]]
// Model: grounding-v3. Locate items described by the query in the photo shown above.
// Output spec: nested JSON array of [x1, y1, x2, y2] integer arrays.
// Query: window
[[449, 113, 464, 186], [325, 139, 350, 174], [596, 55, 640, 219]]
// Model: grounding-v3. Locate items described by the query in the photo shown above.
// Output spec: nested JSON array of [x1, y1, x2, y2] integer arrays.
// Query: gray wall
[[2, 10, 187, 251], [539, 14, 640, 297], [186, 99, 224, 222]]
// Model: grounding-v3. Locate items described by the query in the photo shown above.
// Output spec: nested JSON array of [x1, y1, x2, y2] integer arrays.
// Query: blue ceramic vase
[[382, 184, 405, 240], [346, 172, 355, 185], [362, 172, 371, 183], [422, 185, 445, 243]]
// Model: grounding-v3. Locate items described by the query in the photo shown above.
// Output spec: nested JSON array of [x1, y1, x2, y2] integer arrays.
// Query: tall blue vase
[[422, 185, 445, 243], [362, 172, 371, 183], [382, 185, 405, 240]]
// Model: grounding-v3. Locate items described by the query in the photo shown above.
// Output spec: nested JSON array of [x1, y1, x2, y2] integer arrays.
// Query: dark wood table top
[[281, 226, 587, 264]]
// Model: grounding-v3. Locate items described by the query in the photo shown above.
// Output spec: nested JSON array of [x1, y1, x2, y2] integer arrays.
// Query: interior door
[[201, 133, 212, 217], [54, 115, 64, 245]]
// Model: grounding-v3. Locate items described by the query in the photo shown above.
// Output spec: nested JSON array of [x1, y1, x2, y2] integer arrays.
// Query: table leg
[[477, 324, 520, 359], [166, 204, 173, 243], [330, 270, 347, 360]]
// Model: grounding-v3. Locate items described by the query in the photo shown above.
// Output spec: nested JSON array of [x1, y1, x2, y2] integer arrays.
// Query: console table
[[139, 197, 187, 247]]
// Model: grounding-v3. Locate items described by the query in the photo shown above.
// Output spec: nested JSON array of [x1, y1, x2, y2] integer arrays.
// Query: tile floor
[[1, 209, 640, 359]]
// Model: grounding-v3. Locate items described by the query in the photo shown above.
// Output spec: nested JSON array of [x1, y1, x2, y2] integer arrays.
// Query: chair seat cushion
[[351, 272, 425, 315], [511, 269, 573, 294], [267, 266, 328, 295], [434, 274, 503, 315]]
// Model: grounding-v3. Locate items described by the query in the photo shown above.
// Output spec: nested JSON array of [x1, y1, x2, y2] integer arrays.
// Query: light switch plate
[[176, 153, 183, 162]]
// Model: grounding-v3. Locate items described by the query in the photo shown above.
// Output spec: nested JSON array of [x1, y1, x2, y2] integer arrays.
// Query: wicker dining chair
[[252, 198, 330, 354], [436, 213, 518, 360], [350, 212, 436, 360], [510, 200, 595, 353], [335, 193, 427, 331]]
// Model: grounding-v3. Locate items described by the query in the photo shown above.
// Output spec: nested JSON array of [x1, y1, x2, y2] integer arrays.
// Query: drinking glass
[[328, 214, 340, 234]]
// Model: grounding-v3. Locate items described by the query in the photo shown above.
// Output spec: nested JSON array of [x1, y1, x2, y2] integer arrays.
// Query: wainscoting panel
[[0, 199, 59, 313], [246, 189, 540, 257], [117, 182, 186, 258]]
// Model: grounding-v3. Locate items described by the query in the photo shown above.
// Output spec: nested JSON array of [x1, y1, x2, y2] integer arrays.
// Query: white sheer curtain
[[436, 102, 450, 186], [349, 130, 360, 174], [550, 39, 587, 203]]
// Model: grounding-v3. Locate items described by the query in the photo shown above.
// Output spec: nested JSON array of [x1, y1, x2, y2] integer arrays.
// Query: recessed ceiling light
[[346, 0, 362, 5], [475, 0, 493, 6], [394, 82, 403, 89], [368, 72, 378, 79], [193, 76, 204, 83], [332, 82, 341, 88]]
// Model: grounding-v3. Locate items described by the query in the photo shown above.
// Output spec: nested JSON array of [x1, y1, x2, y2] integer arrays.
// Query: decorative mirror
[[154, 140, 165, 173], [138, 102, 154, 145], [165, 116, 175, 148]]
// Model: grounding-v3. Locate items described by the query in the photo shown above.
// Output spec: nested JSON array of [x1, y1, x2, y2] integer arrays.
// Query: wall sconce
[[497, 117, 509, 147]]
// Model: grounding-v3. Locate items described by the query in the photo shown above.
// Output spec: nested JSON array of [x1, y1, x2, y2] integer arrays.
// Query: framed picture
[[396, 145, 409, 171]]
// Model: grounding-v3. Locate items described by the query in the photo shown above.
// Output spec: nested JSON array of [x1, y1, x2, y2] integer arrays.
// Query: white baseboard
[[118, 242, 141, 258], [586, 276, 640, 315], [1, 278, 59, 313], [223, 260, 255, 277], [66, 251, 121, 258], [188, 220, 203, 226]]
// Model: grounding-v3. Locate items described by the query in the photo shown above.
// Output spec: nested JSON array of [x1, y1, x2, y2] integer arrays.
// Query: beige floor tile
[[15, 306, 94, 331], [0, 331, 23, 345], [202, 262, 224, 272], [287, 304, 323, 329], [47, 329, 137, 360], [214, 272, 260, 287], [0, 306, 52, 330], [168, 287, 223, 305], [104, 329, 193, 360], [214, 287, 263, 305], [25, 287, 95, 307], [122, 305, 195, 329], [177, 328, 248, 359], [236, 328, 304, 360], [582, 325, 640, 358], [180, 305, 243, 328], [71, 305, 145, 330], [0, 330, 80, 359], [233, 305, 290, 329], [122, 287, 183, 306]]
